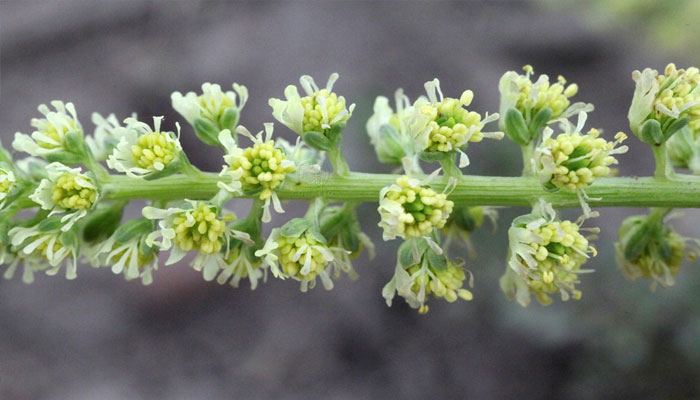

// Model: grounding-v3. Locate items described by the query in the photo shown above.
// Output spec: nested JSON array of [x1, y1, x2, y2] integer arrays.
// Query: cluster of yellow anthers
[[172, 202, 232, 255], [230, 136, 295, 200], [420, 90, 486, 152], [523, 220, 593, 305], [131, 131, 178, 171], [51, 172, 98, 210], [515, 65, 579, 119], [378, 175, 454, 240], [655, 63, 700, 130], [276, 232, 330, 281], [540, 129, 627, 190], [301, 88, 349, 133], [406, 261, 473, 314]]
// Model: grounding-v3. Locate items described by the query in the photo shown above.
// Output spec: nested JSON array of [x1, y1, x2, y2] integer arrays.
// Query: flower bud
[[666, 126, 700, 174]]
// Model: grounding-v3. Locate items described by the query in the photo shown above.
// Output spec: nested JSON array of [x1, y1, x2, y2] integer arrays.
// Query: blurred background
[[2, 1, 700, 399]]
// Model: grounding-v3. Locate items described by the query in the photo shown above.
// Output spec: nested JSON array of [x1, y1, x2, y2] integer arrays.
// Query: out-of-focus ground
[[1, 1, 700, 399]]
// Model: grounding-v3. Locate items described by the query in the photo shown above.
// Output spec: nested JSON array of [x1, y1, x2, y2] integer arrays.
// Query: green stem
[[652, 143, 673, 179], [96, 172, 700, 208], [327, 138, 351, 177], [520, 143, 534, 177]]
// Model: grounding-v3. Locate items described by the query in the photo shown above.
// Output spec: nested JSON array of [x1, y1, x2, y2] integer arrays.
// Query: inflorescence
[[2, 64, 700, 313]]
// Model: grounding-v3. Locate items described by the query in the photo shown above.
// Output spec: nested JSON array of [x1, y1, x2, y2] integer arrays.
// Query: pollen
[[51, 172, 98, 210], [172, 202, 231, 255], [131, 131, 178, 170], [300, 89, 349, 133]]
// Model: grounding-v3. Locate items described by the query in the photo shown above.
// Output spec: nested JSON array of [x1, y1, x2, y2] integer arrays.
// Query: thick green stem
[[97, 172, 700, 208]]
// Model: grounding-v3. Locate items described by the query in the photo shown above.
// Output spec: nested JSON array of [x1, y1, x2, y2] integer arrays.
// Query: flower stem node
[[534, 113, 628, 192], [442, 205, 498, 257], [143, 200, 252, 281], [218, 123, 296, 222], [8, 216, 79, 280], [378, 174, 453, 252], [499, 65, 592, 145], [12, 101, 88, 164], [629, 63, 700, 144], [500, 200, 597, 307], [366, 89, 430, 166], [107, 116, 184, 179], [666, 126, 700, 174], [383, 238, 473, 314], [416, 79, 502, 169], [29, 162, 99, 231], [89, 218, 159, 285], [615, 209, 694, 290], [171, 82, 248, 147], [270, 73, 354, 139]]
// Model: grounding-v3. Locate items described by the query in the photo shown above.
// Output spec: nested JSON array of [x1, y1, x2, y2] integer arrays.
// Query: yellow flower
[[378, 175, 454, 243], [501, 200, 597, 306]]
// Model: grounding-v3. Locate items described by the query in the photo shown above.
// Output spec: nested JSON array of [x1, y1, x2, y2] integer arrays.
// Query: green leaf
[[528, 107, 552, 141], [219, 108, 239, 132], [280, 218, 312, 238], [81, 204, 125, 243], [426, 247, 447, 271], [639, 119, 663, 145], [37, 216, 64, 232], [302, 131, 334, 151], [143, 157, 183, 181], [663, 116, 689, 142], [193, 117, 222, 147], [419, 151, 449, 162], [504, 108, 531, 146], [622, 221, 654, 261], [114, 217, 153, 244]]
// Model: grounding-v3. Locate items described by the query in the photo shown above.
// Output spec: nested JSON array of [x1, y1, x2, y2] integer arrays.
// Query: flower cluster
[[383, 239, 473, 314], [171, 82, 248, 147], [629, 63, 700, 145], [218, 123, 296, 222], [378, 174, 453, 247], [500, 200, 597, 306], [499, 65, 593, 146], [270, 73, 354, 137], [534, 114, 628, 191], [107, 116, 183, 178], [3, 65, 700, 318], [416, 79, 502, 167]]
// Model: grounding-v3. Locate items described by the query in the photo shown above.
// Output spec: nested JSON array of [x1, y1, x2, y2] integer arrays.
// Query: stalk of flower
[[171, 82, 248, 147], [500, 200, 597, 307], [499, 65, 593, 146], [106, 116, 185, 179], [415, 78, 502, 171], [366, 88, 431, 171], [383, 238, 473, 314], [12, 100, 84, 163], [218, 123, 296, 223], [88, 217, 159, 285], [143, 199, 252, 281], [378, 173, 453, 253], [29, 162, 99, 231], [615, 209, 699, 290], [86, 112, 132, 162], [8, 216, 80, 280], [442, 205, 498, 258], [532, 112, 628, 216]]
